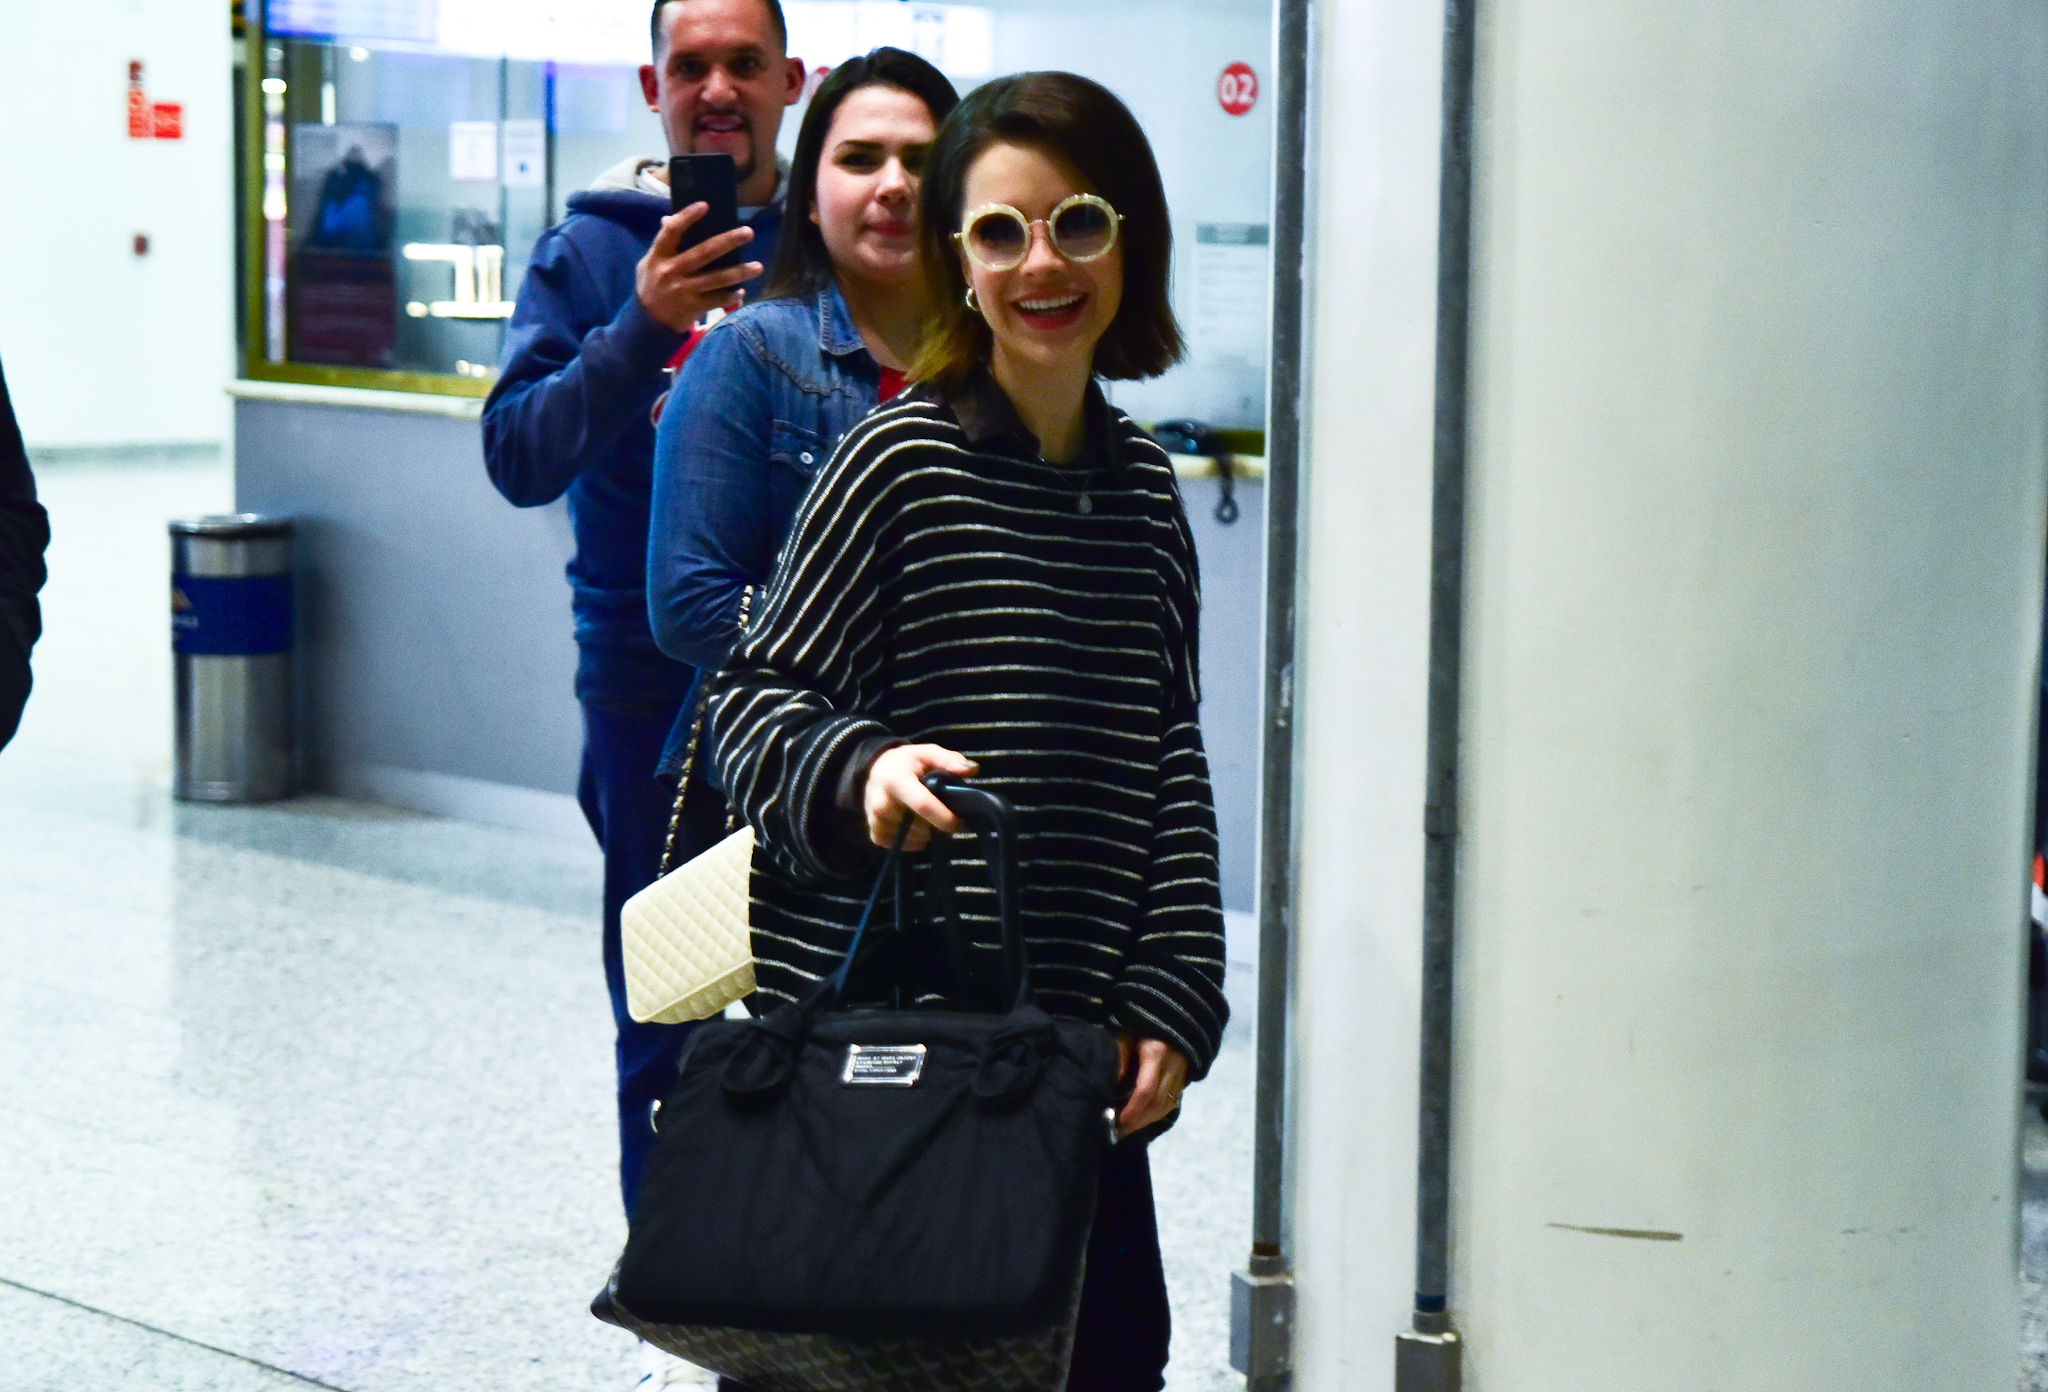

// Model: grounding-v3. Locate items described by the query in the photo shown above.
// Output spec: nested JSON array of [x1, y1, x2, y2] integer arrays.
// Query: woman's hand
[[1115, 1032, 1191, 1136], [862, 744, 980, 851]]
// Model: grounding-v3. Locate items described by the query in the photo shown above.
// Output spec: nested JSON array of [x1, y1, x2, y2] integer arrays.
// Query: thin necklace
[[1037, 448, 1097, 513], [1010, 370, 1096, 511]]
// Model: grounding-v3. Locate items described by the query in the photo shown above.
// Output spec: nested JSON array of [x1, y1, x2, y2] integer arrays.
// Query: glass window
[[241, 1, 1139, 397], [245, 0, 668, 389]]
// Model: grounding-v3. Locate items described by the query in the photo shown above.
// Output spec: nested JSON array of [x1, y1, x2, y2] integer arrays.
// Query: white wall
[[1284, 0, 1448, 1385], [1287, 0, 2048, 1388], [1447, 0, 2048, 1385], [0, 0, 235, 451]]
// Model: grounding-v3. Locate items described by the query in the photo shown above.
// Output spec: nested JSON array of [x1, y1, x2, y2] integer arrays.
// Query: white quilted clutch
[[621, 826, 756, 1024]]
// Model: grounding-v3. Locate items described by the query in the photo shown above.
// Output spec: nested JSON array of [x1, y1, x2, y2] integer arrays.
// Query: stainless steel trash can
[[170, 515, 293, 802]]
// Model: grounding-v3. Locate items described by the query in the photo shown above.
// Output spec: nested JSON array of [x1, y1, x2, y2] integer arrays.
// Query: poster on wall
[[449, 120, 498, 182], [1189, 222, 1270, 368], [289, 122, 399, 367], [502, 119, 546, 187]]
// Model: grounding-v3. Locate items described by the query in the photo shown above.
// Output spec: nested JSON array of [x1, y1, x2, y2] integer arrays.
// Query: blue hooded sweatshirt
[[483, 157, 783, 706]]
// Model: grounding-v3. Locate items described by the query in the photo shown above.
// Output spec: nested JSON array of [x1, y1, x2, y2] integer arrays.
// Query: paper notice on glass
[[1189, 223, 1270, 367], [449, 120, 498, 182], [502, 119, 545, 187]]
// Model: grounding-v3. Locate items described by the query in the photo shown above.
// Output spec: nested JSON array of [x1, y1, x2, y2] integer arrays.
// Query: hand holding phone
[[634, 153, 760, 331]]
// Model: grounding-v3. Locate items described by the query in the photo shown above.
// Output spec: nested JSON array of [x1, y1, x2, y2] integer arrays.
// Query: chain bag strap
[[657, 584, 753, 878], [621, 583, 759, 1026]]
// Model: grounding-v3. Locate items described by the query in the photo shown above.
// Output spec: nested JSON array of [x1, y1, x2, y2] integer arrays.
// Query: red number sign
[[1217, 62, 1258, 116]]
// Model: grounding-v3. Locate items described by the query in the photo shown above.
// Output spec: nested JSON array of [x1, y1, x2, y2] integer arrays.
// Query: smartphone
[[669, 153, 743, 271]]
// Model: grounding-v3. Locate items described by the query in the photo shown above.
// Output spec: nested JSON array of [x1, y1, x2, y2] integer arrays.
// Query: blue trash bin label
[[172, 574, 292, 656]]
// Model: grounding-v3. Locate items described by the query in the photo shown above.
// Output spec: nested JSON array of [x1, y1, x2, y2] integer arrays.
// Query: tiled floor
[[0, 455, 1255, 1391]]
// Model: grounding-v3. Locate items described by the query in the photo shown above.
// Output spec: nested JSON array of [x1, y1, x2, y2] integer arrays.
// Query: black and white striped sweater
[[706, 375, 1229, 1077]]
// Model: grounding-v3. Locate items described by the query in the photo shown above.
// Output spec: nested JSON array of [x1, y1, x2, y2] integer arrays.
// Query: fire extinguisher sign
[[1217, 62, 1258, 116], [127, 60, 184, 139], [128, 60, 151, 138]]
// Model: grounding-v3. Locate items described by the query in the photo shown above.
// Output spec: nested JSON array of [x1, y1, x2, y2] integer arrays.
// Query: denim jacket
[[647, 283, 883, 774]]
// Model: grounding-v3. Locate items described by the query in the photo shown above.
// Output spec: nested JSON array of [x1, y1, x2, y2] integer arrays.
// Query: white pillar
[[1286, 0, 2048, 1387], [1284, 0, 1448, 1385]]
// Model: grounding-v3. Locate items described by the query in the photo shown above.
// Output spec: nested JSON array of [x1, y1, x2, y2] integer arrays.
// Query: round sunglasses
[[954, 193, 1122, 272]]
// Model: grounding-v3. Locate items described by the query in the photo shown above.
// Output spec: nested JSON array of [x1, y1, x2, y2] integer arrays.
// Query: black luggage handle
[[920, 773, 1029, 1012], [722, 779, 1056, 1108], [813, 776, 1029, 1015]]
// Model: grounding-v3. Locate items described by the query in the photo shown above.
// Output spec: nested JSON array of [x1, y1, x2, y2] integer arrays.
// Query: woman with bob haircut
[[646, 47, 957, 853], [706, 71, 1226, 1389]]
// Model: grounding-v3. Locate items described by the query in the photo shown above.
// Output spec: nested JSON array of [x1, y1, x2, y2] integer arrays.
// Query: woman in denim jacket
[[647, 49, 957, 815]]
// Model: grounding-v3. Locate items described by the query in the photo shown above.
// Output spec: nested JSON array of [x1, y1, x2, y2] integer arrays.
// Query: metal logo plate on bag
[[842, 1043, 926, 1085]]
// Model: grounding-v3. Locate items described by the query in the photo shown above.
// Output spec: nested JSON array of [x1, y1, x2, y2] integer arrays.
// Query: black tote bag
[[594, 776, 1123, 1391]]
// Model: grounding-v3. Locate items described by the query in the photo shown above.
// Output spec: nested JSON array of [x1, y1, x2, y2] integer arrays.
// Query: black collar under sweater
[[941, 369, 1126, 474]]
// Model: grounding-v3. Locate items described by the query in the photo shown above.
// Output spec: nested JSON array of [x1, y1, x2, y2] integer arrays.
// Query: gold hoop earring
[[964, 287, 979, 313]]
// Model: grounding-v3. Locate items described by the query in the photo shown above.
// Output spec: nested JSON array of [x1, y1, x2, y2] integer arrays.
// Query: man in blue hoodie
[[482, 0, 802, 1224]]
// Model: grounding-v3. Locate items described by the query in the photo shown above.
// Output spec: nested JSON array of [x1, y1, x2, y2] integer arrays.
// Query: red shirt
[[877, 366, 907, 402], [648, 326, 711, 428], [666, 326, 709, 373]]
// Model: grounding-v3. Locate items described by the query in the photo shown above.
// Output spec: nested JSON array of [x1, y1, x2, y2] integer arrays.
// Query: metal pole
[[1231, 0, 1312, 1385], [544, 62, 558, 228], [1396, 0, 1478, 1386]]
